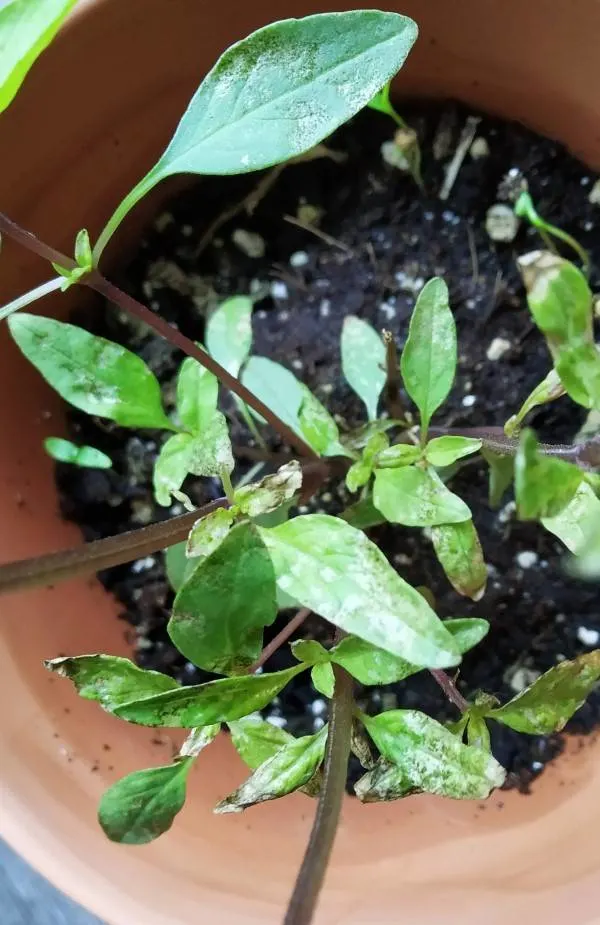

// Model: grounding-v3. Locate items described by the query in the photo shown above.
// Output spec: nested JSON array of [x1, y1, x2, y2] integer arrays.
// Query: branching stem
[[430, 669, 469, 713]]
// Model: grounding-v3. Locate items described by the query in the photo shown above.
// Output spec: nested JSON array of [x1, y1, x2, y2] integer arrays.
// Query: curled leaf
[[186, 507, 236, 559], [234, 461, 302, 518], [44, 655, 178, 713]]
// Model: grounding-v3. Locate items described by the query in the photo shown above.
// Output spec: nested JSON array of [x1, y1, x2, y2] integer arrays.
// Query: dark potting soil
[[57, 102, 600, 794]]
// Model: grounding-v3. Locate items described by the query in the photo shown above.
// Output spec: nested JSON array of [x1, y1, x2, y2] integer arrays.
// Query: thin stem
[[0, 276, 64, 321], [0, 499, 227, 596], [430, 669, 470, 713], [0, 213, 75, 268], [250, 608, 311, 673], [220, 469, 235, 504], [283, 662, 354, 925], [92, 171, 158, 264], [382, 330, 405, 420], [428, 425, 600, 470]]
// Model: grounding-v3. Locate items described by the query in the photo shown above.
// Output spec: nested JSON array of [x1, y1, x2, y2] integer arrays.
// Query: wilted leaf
[[98, 759, 193, 844], [44, 436, 112, 470], [515, 429, 583, 520], [341, 316, 386, 421], [357, 710, 505, 800], [504, 368, 565, 437], [258, 514, 460, 667], [350, 720, 376, 769], [234, 461, 302, 518], [542, 480, 600, 554], [186, 507, 236, 558], [205, 296, 253, 376], [431, 520, 487, 600], [373, 465, 471, 526], [488, 651, 600, 734], [8, 315, 172, 430], [425, 436, 482, 468], [170, 523, 277, 674], [179, 723, 221, 757], [400, 278, 456, 433], [329, 618, 488, 685], [115, 665, 305, 727], [215, 726, 328, 813], [44, 655, 179, 713]]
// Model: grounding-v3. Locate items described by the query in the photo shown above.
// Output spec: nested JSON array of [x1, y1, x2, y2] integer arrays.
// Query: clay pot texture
[[0, 2, 599, 924]]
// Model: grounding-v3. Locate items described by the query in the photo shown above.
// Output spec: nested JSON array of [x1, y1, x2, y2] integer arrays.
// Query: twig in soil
[[283, 659, 354, 925], [250, 608, 311, 673], [439, 116, 480, 201], [382, 329, 406, 420], [0, 499, 227, 596], [282, 214, 353, 255], [430, 668, 470, 713], [466, 223, 479, 289]]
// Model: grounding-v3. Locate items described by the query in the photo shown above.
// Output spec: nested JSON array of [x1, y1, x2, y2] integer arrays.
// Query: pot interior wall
[[0, 2, 599, 924]]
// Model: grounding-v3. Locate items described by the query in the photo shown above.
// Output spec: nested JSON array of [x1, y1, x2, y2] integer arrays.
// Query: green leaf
[[165, 542, 194, 592], [176, 357, 219, 434], [567, 520, 600, 580], [74, 229, 93, 269], [466, 715, 491, 752], [258, 514, 460, 668], [115, 665, 305, 727], [44, 655, 178, 713], [504, 368, 565, 437], [299, 387, 348, 457], [234, 461, 302, 518], [186, 507, 235, 559], [488, 652, 600, 734], [341, 497, 386, 530], [0, 0, 77, 116], [205, 296, 253, 376], [215, 726, 328, 813], [345, 432, 390, 492], [341, 316, 386, 421], [515, 429, 583, 520], [228, 714, 296, 769], [341, 419, 399, 452], [153, 434, 196, 507], [357, 710, 505, 801], [556, 342, 600, 410], [170, 523, 277, 674], [44, 436, 112, 470], [542, 480, 600, 554], [425, 436, 482, 468], [329, 618, 488, 685], [368, 81, 397, 119], [290, 639, 331, 665], [98, 759, 193, 844], [481, 447, 514, 508], [375, 443, 422, 468], [8, 314, 172, 430], [400, 278, 456, 434], [311, 663, 335, 698], [241, 356, 304, 433], [431, 520, 487, 601], [373, 465, 471, 526]]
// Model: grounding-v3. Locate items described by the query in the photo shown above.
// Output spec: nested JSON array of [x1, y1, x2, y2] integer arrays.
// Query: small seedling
[[368, 80, 423, 188], [0, 7, 599, 925], [514, 189, 591, 276]]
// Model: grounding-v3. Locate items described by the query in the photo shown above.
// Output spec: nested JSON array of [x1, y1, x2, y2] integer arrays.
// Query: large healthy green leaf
[[44, 655, 179, 713], [176, 357, 219, 434], [373, 465, 471, 526], [329, 618, 488, 685], [115, 665, 305, 727], [215, 726, 328, 813], [205, 296, 253, 376], [431, 520, 487, 601], [44, 437, 112, 470], [298, 387, 348, 457], [357, 710, 505, 801], [425, 436, 482, 468], [8, 315, 172, 430], [515, 429, 583, 520], [0, 0, 77, 116], [170, 523, 277, 674], [99, 759, 194, 844], [228, 714, 296, 769], [95, 11, 418, 259], [258, 514, 460, 668], [488, 652, 600, 734], [241, 356, 304, 433], [186, 507, 236, 559], [400, 278, 456, 434], [341, 316, 386, 421], [234, 461, 302, 518], [542, 480, 600, 554]]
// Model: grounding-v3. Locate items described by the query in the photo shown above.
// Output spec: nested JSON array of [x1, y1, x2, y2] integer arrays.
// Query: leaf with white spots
[[487, 651, 600, 734], [341, 316, 386, 421], [373, 465, 471, 526], [234, 461, 302, 518], [356, 710, 505, 801], [541, 480, 600, 554], [431, 520, 487, 600], [258, 514, 460, 668], [206, 296, 253, 376], [400, 278, 457, 434], [186, 507, 236, 559], [346, 431, 390, 492], [298, 387, 349, 456]]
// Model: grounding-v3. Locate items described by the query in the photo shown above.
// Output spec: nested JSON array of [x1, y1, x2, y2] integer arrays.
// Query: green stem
[[283, 662, 354, 925], [0, 276, 64, 321], [92, 169, 159, 265], [220, 469, 235, 504], [515, 191, 591, 276]]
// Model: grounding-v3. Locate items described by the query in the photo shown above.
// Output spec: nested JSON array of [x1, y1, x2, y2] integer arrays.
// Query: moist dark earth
[[57, 102, 600, 793]]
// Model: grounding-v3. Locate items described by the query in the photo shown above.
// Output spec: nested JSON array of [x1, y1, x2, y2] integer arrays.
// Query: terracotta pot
[[1, 2, 599, 923]]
